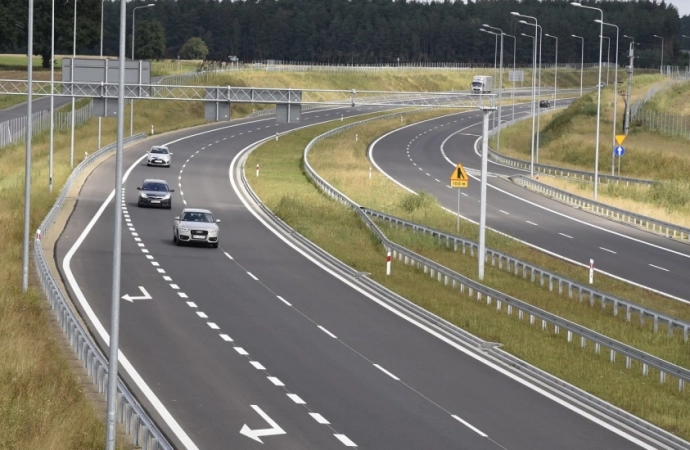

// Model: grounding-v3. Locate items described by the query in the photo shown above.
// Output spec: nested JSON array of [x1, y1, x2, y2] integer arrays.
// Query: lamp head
[[482, 23, 490, 27], [594, 19, 602, 24], [519, 20, 527, 24], [146, 3, 155, 6], [511, 12, 520, 16], [521, 33, 530, 37], [571, 2, 582, 6], [654, 34, 661, 38]]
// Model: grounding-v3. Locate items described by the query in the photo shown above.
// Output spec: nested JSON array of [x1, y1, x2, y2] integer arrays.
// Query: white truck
[[471, 75, 493, 94]]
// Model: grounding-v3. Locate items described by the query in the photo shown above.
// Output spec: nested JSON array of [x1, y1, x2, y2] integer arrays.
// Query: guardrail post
[[653, 315, 659, 332], [595, 343, 601, 354], [541, 319, 547, 331], [626, 356, 631, 369], [530, 314, 535, 325], [581, 336, 586, 348], [610, 349, 616, 363], [660, 371, 666, 384]]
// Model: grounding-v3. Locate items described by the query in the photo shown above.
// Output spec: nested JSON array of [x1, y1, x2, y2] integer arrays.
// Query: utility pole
[[624, 40, 634, 135]]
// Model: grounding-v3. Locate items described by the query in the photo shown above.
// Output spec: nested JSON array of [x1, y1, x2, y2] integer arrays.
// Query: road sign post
[[449, 163, 469, 232], [614, 145, 625, 177]]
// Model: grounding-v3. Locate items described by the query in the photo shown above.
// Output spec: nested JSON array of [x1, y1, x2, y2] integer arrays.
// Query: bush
[[399, 191, 437, 213], [179, 37, 209, 60]]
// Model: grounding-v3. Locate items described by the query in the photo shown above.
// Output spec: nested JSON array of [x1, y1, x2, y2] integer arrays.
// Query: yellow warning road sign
[[615, 134, 626, 145], [450, 163, 469, 188]]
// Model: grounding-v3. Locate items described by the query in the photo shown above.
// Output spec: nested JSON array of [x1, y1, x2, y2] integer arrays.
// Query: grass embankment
[[0, 96, 209, 448], [247, 110, 689, 439], [495, 74, 690, 224]]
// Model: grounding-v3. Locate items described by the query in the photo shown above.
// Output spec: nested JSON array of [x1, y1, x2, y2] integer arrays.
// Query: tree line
[[1, 0, 686, 69]]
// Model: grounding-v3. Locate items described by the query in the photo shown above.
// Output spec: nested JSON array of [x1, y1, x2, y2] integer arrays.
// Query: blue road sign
[[614, 146, 625, 157]]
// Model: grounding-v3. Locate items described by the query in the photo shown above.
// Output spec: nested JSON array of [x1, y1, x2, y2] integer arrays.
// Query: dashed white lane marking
[[134, 237, 141, 242], [277, 296, 291, 306], [207, 322, 220, 330], [234, 347, 249, 355], [170, 284, 180, 289], [452, 415, 488, 437], [247, 272, 259, 281], [526, 221, 538, 226], [318, 325, 337, 339], [151, 261, 160, 267], [145, 255, 154, 260], [425, 173, 430, 177], [224, 252, 233, 260], [287, 393, 306, 405], [220, 334, 233, 342], [559, 233, 573, 239], [186, 302, 197, 308], [250, 361, 266, 370], [178, 292, 188, 298], [434, 178, 441, 183], [334, 434, 357, 447], [500, 210, 509, 215], [163, 275, 172, 281], [649, 264, 670, 272], [268, 376, 285, 386], [142, 249, 149, 254], [600, 247, 617, 254], [156, 268, 164, 273], [461, 193, 468, 197], [137, 243, 145, 247], [132, 232, 139, 237], [418, 167, 422, 171], [310, 413, 330, 424], [373, 364, 400, 381], [197, 312, 208, 319]]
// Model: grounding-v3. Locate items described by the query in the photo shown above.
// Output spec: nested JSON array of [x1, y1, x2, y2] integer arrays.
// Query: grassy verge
[[0, 96, 208, 448], [493, 73, 690, 225], [247, 111, 689, 440]]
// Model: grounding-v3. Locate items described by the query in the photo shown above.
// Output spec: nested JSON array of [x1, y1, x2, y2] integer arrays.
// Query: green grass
[[493, 73, 690, 222], [0, 54, 45, 71], [247, 110, 690, 440]]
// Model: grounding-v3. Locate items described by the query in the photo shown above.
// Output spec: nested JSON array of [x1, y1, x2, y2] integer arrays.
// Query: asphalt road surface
[[56, 105, 662, 449], [370, 103, 690, 303]]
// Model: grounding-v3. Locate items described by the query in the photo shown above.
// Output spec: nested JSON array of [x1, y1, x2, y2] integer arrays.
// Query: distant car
[[539, 100, 551, 108], [137, 179, 174, 209], [147, 145, 172, 167], [597, 83, 607, 88], [173, 208, 220, 248]]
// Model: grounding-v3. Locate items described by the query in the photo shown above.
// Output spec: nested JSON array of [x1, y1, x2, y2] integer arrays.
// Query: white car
[[147, 146, 172, 167], [173, 208, 220, 248]]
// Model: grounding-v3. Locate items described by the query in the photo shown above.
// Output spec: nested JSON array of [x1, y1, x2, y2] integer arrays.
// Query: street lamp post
[[572, 34, 585, 97], [654, 34, 664, 75], [98, 0, 104, 151], [23, 0, 35, 291], [600, 35, 610, 85], [545, 34, 558, 109], [623, 35, 635, 135], [70, 0, 77, 168], [597, 20, 620, 176], [683, 35, 690, 77], [520, 21, 543, 163], [49, 0, 55, 191], [572, 1, 604, 201], [503, 33, 517, 122], [483, 24, 505, 154], [131, 4, 155, 137], [512, 12, 539, 178]]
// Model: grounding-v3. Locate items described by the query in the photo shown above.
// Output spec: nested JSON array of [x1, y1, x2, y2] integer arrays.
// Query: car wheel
[[138, 200, 143, 207], [212, 242, 219, 248], [176, 234, 183, 246], [166, 204, 172, 210]]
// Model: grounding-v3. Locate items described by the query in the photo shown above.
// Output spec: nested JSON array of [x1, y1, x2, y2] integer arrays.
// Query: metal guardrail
[[511, 175, 690, 243], [301, 114, 690, 394], [234, 111, 690, 449], [363, 208, 690, 342], [34, 133, 172, 450]]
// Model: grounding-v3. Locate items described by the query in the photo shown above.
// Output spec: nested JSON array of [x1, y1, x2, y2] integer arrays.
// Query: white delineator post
[[589, 259, 594, 284], [256, 164, 260, 177], [386, 250, 391, 276], [151, 125, 154, 135], [369, 167, 372, 179]]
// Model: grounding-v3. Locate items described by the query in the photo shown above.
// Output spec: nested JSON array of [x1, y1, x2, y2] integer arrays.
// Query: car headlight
[[208, 229, 218, 235], [140, 193, 148, 198], [179, 226, 189, 232], [162, 194, 171, 200]]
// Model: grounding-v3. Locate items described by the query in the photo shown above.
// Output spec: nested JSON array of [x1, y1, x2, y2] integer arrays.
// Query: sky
[[669, 0, 690, 17]]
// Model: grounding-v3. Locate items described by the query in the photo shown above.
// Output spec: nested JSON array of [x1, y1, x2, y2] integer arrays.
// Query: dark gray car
[[137, 179, 174, 209]]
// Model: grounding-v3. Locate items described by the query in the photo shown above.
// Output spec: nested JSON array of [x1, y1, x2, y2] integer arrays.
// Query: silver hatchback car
[[147, 145, 172, 167], [173, 208, 221, 248]]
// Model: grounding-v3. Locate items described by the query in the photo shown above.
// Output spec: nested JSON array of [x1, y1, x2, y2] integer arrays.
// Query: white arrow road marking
[[121, 286, 152, 302], [240, 405, 286, 444]]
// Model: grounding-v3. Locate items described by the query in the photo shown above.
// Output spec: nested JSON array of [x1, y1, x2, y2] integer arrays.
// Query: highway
[[370, 103, 690, 302], [55, 104, 665, 449]]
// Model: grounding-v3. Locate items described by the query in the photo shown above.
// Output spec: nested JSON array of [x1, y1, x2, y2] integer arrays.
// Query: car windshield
[[142, 182, 169, 191], [182, 212, 214, 223], [150, 147, 169, 154]]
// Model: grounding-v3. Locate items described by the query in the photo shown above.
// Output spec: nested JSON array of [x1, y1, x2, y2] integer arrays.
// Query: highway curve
[[370, 104, 690, 302], [56, 105, 660, 449]]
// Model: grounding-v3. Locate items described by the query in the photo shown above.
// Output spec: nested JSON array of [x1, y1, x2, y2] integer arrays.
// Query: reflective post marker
[[386, 250, 391, 276], [589, 259, 594, 284]]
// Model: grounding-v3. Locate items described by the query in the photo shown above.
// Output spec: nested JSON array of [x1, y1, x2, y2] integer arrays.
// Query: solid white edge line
[[373, 364, 400, 381], [247, 272, 259, 281], [559, 233, 573, 239], [452, 415, 488, 437], [62, 119, 281, 450], [318, 325, 338, 339], [277, 295, 292, 306], [224, 252, 233, 260], [600, 247, 617, 254], [649, 264, 670, 272]]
